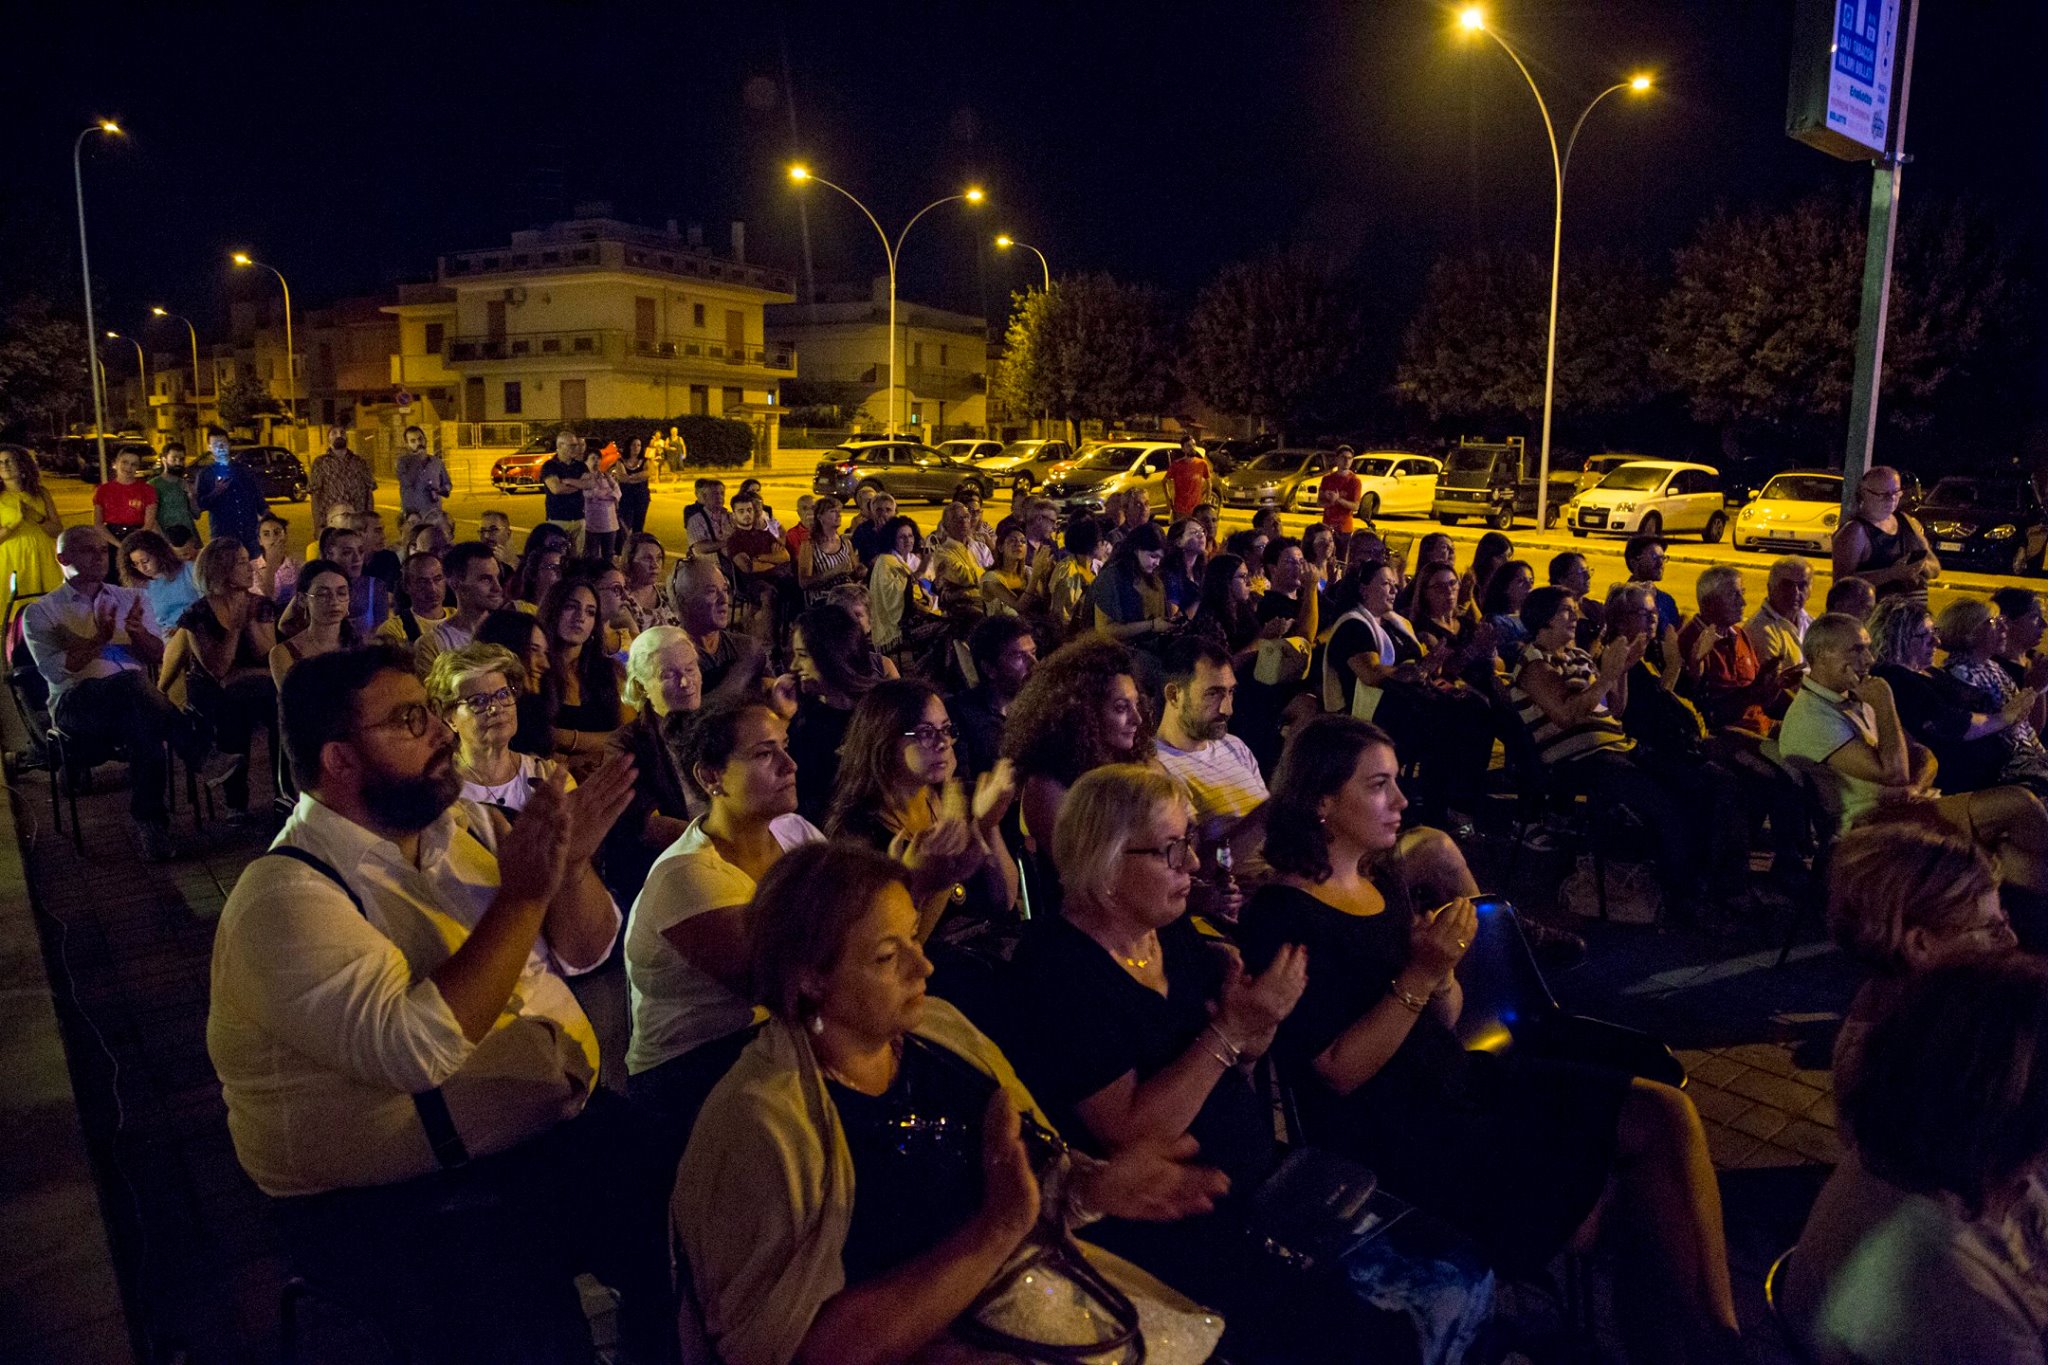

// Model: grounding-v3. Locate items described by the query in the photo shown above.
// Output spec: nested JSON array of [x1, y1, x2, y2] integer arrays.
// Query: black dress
[[788, 694, 854, 825], [1240, 880, 1627, 1273]]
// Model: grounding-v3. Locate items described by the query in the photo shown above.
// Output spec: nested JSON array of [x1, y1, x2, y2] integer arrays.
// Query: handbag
[[1243, 1146, 1406, 1274]]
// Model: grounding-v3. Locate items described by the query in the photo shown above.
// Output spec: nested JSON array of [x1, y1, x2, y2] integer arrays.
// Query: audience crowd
[[16, 432, 2048, 1363]]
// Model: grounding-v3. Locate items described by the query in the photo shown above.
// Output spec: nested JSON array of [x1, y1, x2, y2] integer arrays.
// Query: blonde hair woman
[[425, 642, 569, 815]]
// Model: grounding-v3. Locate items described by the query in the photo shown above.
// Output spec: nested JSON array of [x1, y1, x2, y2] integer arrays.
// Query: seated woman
[[617, 532, 677, 635], [1824, 811, 2017, 1088], [266, 558, 358, 687], [425, 642, 567, 816], [866, 514, 942, 658], [1781, 958, 2048, 1365], [794, 493, 861, 607], [537, 577, 632, 778], [673, 840, 1228, 1365], [1240, 715, 1739, 1361], [1456, 532, 1513, 623], [788, 602, 887, 824], [1478, 558, 1534, 672], [998, 763, 1495, 1365], [122, 527, 201, 629], [1940, 596, 2048, 791], [1407, 561, 1499, 692], [624, 695, 819, 1154], [1870, 596, 2046, 795], [1000, 634, 1154, 856], [600, 625, 703, 903], [825, 679, 1020, 943], [475, 606, 556, 757], [1161, 517, 1208, 619], [1091, 522, 1174, 646], [508, 539, 565, 614], [980, 525, 1034, 617], [158, 536, 277, 814]]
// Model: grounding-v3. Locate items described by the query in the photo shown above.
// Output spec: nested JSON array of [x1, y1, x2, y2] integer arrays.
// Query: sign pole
[[1838, 0, 1920, 517]]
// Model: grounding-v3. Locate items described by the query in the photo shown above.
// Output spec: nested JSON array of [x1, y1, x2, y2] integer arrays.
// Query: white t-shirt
[[1155, 734, 1269, 825], [459, 751, 567, 815], [624, 813, 822, 1074]]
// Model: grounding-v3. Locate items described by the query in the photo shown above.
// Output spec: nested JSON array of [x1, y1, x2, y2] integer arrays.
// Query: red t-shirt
[[1166, 455, 1211, 519], [1321, 469, 1363, 533], [93, 479, 157, 530]]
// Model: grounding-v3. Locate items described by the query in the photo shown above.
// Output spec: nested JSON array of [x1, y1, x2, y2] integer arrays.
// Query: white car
[[1563, 459, 1729, 541], [1291, 452, 1441, 518], [1732, 471, 1842, 555], [935, 439, 1004, 463]]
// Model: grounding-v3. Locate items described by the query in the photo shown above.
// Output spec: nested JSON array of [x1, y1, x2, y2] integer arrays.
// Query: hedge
[[527, 414, 755, 467]]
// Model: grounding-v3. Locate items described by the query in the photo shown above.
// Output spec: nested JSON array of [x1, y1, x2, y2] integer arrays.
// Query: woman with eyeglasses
[[1833, 464, 1938, 599], [673, 839, 1227, 1365], [537, 576, 630, 779], [267, 558, 360, 688], [424, 642, 568, 817], [1870, 595, 2048, 796], [475, 607, 556, 758], [826, 679, 1020, 945], [1241, 716, 1740, 1362], [995, 764, 1495, 1364]]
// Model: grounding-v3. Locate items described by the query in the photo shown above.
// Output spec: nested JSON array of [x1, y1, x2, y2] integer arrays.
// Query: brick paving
[[3, 722, 1858, 1363]]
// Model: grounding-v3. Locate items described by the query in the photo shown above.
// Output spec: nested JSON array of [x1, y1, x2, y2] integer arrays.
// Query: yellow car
[[1732, 471, 1842, 555]]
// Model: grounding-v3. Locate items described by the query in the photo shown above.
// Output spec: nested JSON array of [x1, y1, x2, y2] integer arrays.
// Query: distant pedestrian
[[1166, 433, 1212, 520], [194, 428, 266, 553], [540, 431, 591, 553], [394, 424, 451, 532], [583, 458, 623, 564], [307, 425, 375, 534], [149, 441, 199, 540], [615, 436, 653, 534], [1317, 444, 1362, 536]]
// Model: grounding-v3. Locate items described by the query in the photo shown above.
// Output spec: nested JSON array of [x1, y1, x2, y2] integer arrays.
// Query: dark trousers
[[189, 671, 276, 810], [584, 528, 622, 564], [619, 489, 650, 535], [625, 1025, 760, 1176], [52, 669, 201, 824], [270, 1090, 677, 1365]]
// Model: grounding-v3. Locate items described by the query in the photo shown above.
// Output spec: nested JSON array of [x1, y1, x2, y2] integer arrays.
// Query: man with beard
[[205, 645, 671, 1363], [949, 613, 1038, 780], [1152, 635, 1268, 909]]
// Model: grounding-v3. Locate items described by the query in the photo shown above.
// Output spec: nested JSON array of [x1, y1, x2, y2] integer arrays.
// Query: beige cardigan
[[672, 999, 1049, 1365]]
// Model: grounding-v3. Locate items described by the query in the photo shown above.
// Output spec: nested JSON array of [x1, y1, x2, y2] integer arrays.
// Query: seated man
[[923, 498, 986, 613], [1781, 613, 2048, 920], [669, 554, 767, 707], [375, 550, 451, 649], [412, 540, 504, 678], [1824, 576, 1877, 621], [1153, 635, 1268, 878], [1746, 556, 1813, 675], [949, 614, 1037, 781], [1678, 565, 1797, 736], [206, 645, 668, 1362], [24, 526, 232, 861]]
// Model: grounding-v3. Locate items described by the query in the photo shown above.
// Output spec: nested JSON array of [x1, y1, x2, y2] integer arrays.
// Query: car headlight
[[1822, 511, 1839, 529], [1612, 502, 1635, 513], [1987, 524, 2019, 541]]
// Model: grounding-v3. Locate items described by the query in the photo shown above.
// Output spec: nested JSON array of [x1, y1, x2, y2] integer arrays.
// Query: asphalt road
[[45, 453, 2034, 615]]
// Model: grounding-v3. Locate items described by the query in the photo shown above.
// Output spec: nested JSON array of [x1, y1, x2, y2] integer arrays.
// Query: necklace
[[1121, 931, 1160, 971]]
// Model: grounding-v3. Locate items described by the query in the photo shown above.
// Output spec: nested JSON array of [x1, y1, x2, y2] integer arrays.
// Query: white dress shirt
[[22, 579, 151, 704], [207, 793, 614, 1197]]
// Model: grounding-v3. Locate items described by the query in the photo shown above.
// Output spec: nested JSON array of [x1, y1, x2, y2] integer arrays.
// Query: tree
[[1182, 249, 1362, 439], [215, 368, 282, 429], [993, 273, 1175, 434], [1395, 249, 1664, 428], [1656, 194, 2028, 443], [0, 295, 89, 438]]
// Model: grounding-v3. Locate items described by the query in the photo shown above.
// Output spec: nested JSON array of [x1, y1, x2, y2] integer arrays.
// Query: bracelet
[[1388, 979, 1428, 1014], [1201, 1023, 1243, 1068]]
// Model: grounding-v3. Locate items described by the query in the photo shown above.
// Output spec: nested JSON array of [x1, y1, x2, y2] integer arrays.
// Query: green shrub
[[527, 414, 755, 466]]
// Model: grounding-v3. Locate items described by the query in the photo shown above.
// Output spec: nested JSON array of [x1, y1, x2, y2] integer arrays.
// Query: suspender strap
[[263, 845, 474, 1170]]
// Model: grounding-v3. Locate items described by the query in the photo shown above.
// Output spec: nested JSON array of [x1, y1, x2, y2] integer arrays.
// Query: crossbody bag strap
[[264, 845, 473, 1170]]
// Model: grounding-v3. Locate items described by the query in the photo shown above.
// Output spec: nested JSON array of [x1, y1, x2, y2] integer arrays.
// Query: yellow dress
[[0, 488, 61, 608]]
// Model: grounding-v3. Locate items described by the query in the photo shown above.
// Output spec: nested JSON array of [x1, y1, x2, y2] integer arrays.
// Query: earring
[[807, 1014, 825, 1036]]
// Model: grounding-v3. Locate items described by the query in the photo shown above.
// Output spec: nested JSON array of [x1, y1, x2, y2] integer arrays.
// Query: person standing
[[1166, 434, 1212, 520], [194, 428, 266, 553], [582, 457, 623, 563], [307, 425, 376, 537], [615, 436, 653, 535], [395, 425, 452, 533], [1833, 465, 1938, 600], [0, 443, 64, 611], [539, 432, 591, 554], [150, 441, 199, 542], [91, 446, 159, 542], [1317, 445, 1362, 537]]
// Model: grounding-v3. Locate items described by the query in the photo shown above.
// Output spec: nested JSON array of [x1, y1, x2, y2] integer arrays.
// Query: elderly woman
[[1240, 715, 1740, 1361], [625, 695, 820, 1154], [673, 840, 1228, 1365], [1871, 595, 2048, 795], [536, 576, 631, 777], [998, 764, 1495, 1365], [599, 625, 704, 901], [1000, 634, 1154, 852], [1782, 959, 2048, 1365], [425, 642, 567, 815], [1944, 596, 2048, 766], [158, 536, 278, 814]]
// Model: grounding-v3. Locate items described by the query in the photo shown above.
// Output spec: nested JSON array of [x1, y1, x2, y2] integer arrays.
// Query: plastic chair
[[1765, 745, 1845, 966]]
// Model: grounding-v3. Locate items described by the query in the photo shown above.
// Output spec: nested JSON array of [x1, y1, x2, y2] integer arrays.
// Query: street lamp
[[1458, 8, 1652, 529], [788, 165, 986, 435], [150, 306, 206, 401], [994, 235, 1051, 292], [105, 331, 148, 431], [74, 119, 124, 483], [231, 252, 297, 426]]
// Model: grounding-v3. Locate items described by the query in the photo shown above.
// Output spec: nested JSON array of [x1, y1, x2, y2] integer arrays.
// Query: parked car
[[972, 438, 1078, 493], [1919, 476, 2048, 576], [1732, 471, 1843, 555], [1563, 460, 1728, 541], [811, 439, 997, 505], [1294, 452, 1442, 520], [1432, 438, 1577, 529], [935, 438, 1004, 464], [1217, 448, 1342, 512], [229, 445, 308, 502], [490, 438, 554, 494], [69, 437, 158, 483], [1570, 453, 1641, 498], [1038, 441, 1180, 516]]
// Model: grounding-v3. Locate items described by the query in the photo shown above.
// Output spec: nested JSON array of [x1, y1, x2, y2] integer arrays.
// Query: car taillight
[[839, 462, 856, 472]]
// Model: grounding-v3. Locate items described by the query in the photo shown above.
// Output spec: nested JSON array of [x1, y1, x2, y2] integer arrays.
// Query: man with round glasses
[[206, 644, 673, 1360]]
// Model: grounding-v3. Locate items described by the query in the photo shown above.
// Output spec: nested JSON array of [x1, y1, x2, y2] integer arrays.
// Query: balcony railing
[[625, 336, 796, 371], [445, 329, 796, 374], [448, 330, 610, 363]]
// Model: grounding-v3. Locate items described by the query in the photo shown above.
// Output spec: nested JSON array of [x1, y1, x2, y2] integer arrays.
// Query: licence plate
[[1937, 541, 1962, 553], [1581, 509, 1608, 528]]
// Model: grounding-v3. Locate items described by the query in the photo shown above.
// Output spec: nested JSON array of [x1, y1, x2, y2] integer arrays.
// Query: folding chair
[[1764, 744, 1845, 966]]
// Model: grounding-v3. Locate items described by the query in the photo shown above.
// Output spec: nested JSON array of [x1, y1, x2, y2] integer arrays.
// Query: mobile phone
[[1468, 894, 1512, 920]]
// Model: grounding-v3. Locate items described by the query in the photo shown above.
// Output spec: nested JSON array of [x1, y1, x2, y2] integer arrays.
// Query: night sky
[[6, 1, 2045, 351]]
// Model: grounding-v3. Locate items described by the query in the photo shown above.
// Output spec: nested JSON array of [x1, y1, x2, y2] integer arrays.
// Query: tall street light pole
[[74, 120, 125, 484], [1459, 7, 1651, 530], [151, 306, 205, 399], [788, 167, 984, 435], [231, 252, 297, 428], [106, 331, 148, 432], [994, 234, 1050, 292]]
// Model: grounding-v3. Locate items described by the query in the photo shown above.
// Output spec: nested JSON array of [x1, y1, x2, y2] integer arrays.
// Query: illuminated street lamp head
[[995, 235, 1015, 249], [965, 187, 985, 204], [231, 252, 252, 266], [99, 120, 122, 134], [1458, 7, 1485, 31], [151, 306, 167, 316], [787, 165, 810, 183], [1629, 74, 1653, 92], [105, 330, 119, 340]]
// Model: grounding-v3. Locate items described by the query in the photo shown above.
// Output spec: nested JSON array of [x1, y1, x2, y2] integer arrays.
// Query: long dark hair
[[1, 444, 46, 500], [826, 678, 945, 837], [1192, 553, 1256, 650], [1104, 521, 1165, 583], [1480, 559, 1534, 618], [1467, 532, 1514, 603], [297, 558, 362, 647], [1265, 714, 1399, 882], [536, 577, 621, 724], [795, 602, 885, 703]]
